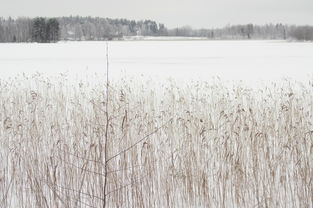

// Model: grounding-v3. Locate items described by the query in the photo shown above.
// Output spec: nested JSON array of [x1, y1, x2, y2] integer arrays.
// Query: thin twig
[[45, 182, 97, 208], [105, 173, 149, 196], [103, 41, 110, 208], [106, 118, 172, 163], [55, 154, 146, 176], [57, 146, 105, 166], [41, 179, 104, 201]]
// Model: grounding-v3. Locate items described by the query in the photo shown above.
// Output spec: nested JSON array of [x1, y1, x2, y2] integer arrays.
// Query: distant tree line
[[0, 16, 312, 42], [289, 26, 313, 41], [57, 16, 166, 40], [0, 17, 60, 43], [0, 17, 32, 42], [168, 24, 313, 41]]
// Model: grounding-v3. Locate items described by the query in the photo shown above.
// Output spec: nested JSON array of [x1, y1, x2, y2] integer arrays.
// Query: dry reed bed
[[0, 75, 312, 208]]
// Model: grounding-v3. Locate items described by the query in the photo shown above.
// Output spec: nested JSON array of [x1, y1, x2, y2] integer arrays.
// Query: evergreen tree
[[31, 17, 46, 42], [246, 24, 254, 39], [46, 18, 60, 42], [31, 17, 60, 43]]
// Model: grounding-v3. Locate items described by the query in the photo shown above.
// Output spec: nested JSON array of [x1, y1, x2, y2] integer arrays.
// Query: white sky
[[1, 0, 313, 28]]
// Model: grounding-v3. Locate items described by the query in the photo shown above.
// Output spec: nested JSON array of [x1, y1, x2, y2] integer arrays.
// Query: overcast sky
[[1, 0, 313, 28]]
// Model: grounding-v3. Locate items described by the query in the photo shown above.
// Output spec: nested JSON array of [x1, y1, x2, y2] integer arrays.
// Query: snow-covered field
[[0, 40, 313, 85]]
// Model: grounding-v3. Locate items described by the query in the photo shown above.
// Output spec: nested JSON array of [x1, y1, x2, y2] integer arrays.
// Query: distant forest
[[0, 16, 312, 42]]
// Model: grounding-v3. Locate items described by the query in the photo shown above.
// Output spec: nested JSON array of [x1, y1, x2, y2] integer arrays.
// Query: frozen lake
[[0, 40, 313, 85]]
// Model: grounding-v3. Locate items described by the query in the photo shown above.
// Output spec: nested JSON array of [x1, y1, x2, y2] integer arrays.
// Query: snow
[[0, 40, 313, 86], [123, 36, 208, 41]]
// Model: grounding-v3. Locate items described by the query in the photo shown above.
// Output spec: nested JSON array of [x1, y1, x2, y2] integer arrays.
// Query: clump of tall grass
[[0, 74, 312, 208]]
